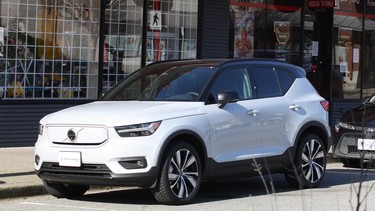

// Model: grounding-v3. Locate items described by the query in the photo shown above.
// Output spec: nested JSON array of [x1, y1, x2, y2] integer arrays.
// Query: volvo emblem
[[67, 129, 76, 141]]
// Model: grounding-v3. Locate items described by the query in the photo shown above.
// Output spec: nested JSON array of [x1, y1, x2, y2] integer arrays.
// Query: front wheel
[[152, 141, 202, 205], [285, 133, 327, 189], [42, 180, 89, 198]]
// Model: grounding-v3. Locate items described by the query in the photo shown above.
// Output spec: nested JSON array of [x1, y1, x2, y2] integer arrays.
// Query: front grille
[[338, 133, 361, 154], [40, 162, 112, 178], [347, 145, 358, 154]]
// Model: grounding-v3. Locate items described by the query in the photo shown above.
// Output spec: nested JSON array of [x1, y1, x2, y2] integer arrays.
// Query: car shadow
[[75, 167, 375, 205]]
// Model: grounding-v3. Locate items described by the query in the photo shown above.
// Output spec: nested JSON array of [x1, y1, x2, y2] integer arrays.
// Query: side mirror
[[217, 91, 239, 109]]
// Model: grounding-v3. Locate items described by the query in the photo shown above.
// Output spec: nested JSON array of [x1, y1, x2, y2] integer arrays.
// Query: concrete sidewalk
[[0, 147, 46, 199], [0, 147, 340, 200]]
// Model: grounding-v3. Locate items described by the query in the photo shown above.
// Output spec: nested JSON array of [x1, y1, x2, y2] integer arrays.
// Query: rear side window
[[251, 67, 282, 98]]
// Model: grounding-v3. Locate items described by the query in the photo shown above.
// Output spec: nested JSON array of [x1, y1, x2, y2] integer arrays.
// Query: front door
[[205, 67, 262, 163]]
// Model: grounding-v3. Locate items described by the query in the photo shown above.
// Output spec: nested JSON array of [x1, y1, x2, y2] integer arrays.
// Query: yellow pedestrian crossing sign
[[150, 10, 162, 30]]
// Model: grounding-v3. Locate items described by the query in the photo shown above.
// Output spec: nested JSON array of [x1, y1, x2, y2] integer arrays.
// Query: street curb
[[0, 185, 46, 199]]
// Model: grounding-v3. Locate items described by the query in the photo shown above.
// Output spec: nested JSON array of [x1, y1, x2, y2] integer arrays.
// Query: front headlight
[[39, 124, 44, 135], [337, 122, 355, 129], [115, 121, 161, 137], [335, 121, 355, 132]]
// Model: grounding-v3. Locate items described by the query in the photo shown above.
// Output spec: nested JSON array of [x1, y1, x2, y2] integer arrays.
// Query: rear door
[[249, 65, 299, 156]]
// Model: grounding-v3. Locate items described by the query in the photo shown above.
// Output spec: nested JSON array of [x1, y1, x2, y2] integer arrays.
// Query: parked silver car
[[35, 59, 331, 205]]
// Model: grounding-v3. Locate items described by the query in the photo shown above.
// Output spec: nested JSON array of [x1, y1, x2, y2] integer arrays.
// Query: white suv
[[35, 59, 331, 205]]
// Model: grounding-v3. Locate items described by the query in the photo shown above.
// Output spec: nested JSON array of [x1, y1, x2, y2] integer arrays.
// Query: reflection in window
[[103, 1, 143, 91], [333, 1, 362, 99], [363, 17, 375, 98], [0, 0, 100, 99], [230, 0, 302, 65], [102, 65, 214, 102], [146, 1, 198, 63], [210, 68, 252, 102]]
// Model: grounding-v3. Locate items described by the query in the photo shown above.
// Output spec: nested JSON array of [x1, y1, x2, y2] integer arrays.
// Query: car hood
[[340, 103, 375, 127], [41, 101, 205, 126]]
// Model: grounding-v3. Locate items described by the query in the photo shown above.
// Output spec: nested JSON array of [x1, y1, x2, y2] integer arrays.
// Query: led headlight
[[338, 122, 355, 129], [115, 121, 161, 137], [335, 121, 356, 132]]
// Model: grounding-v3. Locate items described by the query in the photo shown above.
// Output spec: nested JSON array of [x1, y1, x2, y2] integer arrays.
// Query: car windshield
[[368, 95, 375, 104], [101, 63, 216, 101]]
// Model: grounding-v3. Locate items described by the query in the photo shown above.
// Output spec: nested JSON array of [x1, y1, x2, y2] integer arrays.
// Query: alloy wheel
[[168, 149, 199, 198], [301, 138, 325, 183]]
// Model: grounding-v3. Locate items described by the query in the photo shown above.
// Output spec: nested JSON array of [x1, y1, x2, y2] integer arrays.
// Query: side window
[[275, 68, 295, 94], [209, 68, 252, 103], [251, 67, 282, 98]]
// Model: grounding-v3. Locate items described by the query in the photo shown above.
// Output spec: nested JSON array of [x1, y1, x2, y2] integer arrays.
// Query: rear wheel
[[285, 133, 326, 188], [152, 141, 202, 205], [42, 180, 89, 198]]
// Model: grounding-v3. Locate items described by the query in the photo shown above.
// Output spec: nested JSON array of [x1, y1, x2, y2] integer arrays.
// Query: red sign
[[308, 0, 335, 8]]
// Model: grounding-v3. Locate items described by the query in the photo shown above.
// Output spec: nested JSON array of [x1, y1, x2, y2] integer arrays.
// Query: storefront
[[0, 0, 200, 146], [0, 0, 373, 146], [228, 0, 375, 126]]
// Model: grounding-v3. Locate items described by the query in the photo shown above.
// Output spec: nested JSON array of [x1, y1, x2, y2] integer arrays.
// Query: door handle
[[289, 104, 301, 111], [247, 109, 259, 116]]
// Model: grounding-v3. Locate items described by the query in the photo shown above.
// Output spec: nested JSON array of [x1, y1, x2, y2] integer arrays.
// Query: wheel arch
[[293, 121, 331, 156], [156, 130, 208, 176]]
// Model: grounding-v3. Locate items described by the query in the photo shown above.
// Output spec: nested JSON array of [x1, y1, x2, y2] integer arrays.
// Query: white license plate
[[59, 151, 81, 167], [358, 139, 375, 151]]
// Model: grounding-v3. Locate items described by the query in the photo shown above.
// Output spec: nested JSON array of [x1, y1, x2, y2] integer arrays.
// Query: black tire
[[42, 180, 89, 198], [285, 133, 326, 189], [340, 158, 361, 168], [152, 141, 202, 205]]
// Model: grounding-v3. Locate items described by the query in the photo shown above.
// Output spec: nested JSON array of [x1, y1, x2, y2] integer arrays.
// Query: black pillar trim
[[141, 0, 148, 67], [300, 1, 306, 67], [97, 0, 106, 99]]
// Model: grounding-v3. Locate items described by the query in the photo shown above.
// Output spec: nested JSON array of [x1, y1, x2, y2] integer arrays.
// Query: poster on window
[[233, 11, 254, 59], [335, 46, 347, 73]]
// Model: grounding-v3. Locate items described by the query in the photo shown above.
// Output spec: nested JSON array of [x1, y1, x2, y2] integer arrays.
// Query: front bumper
[[35, 162, 158, 187], [34, 125, 164, 188], [333, 129, 375, 160]]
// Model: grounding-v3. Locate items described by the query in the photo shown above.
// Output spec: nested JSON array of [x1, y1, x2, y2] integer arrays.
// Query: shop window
[[103, 0, 198, 92], [146, 0, 198, 63], [332, 1, 363, 99], [103, 0, 143, 91], [230, 0, 302, 66], [363, 10, 375, 98], [0, 0, 100, 99]]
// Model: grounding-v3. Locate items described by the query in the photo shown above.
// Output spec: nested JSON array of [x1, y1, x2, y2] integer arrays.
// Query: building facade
[[0, 0, 373, 146]]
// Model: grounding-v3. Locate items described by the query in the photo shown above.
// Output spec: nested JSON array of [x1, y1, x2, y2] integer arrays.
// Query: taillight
[[320, 100, 329, 111]]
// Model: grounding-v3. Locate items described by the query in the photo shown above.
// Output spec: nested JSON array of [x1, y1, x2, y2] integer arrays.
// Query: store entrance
[[303, 8, 334, 100]]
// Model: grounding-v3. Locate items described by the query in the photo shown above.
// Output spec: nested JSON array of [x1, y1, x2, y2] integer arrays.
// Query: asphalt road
[[1, 163, 375, 211]]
